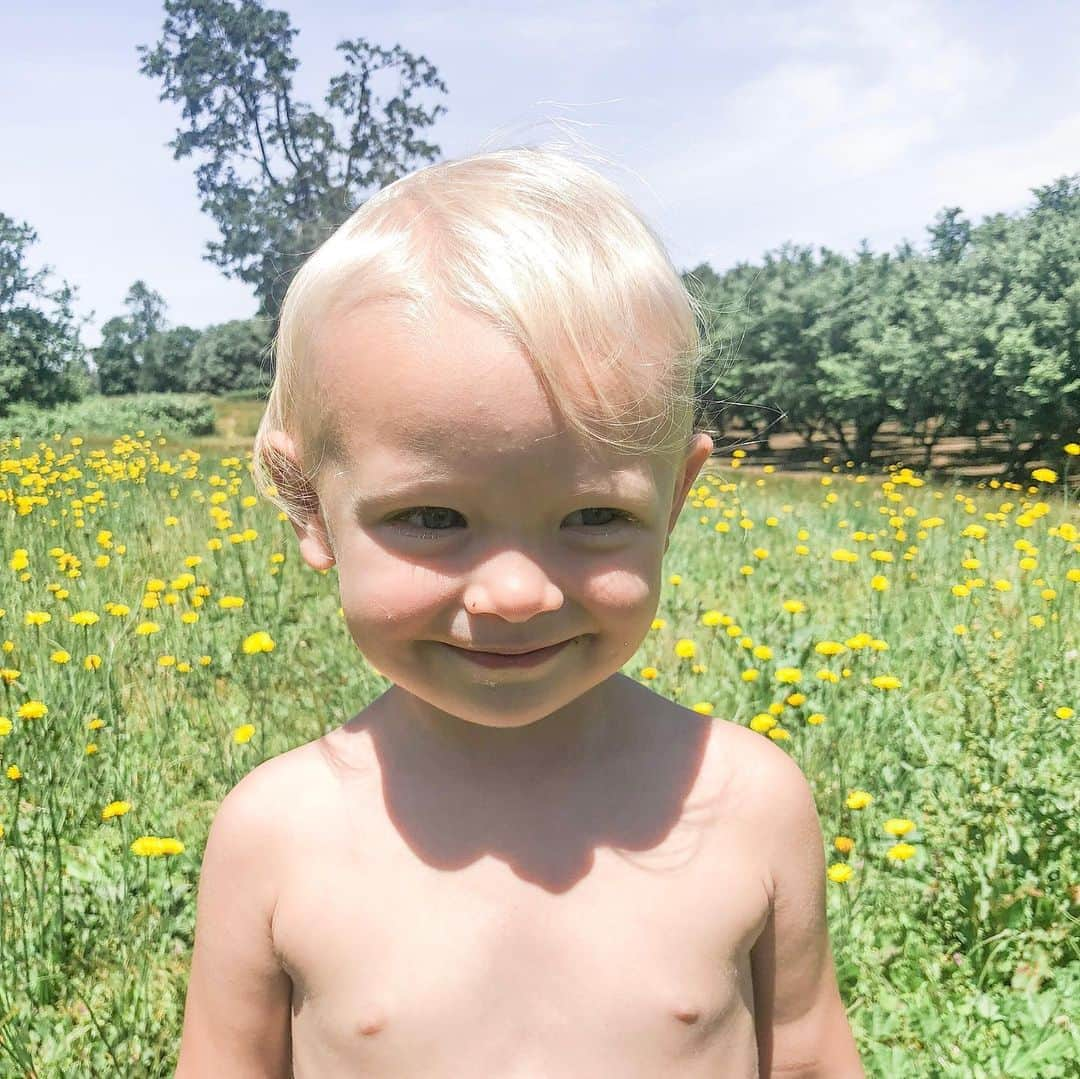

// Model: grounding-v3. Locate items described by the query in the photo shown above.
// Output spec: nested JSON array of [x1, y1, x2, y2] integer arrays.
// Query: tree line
[[1, 0, 1076, 477]]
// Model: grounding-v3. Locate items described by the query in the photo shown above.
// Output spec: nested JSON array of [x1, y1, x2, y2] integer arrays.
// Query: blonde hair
[[254, 144, 708, 523]]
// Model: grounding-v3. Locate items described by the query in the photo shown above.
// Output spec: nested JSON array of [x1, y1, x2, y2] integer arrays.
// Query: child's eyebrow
[[347, 471, 657, 512]]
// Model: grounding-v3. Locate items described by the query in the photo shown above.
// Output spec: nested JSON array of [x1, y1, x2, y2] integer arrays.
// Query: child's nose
[[462, 548, 565, 622]]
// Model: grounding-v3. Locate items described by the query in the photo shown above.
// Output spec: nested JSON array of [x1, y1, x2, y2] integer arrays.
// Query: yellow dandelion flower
[[871, 675, 901, 691], [674, 639, 696, 659], [101, 800, 132, 820], [69, 610, 100, 626], [8, 549, 29, 572], [24, 611, 51, 626], [135, 621, 160, 636], [700, 610, 722, 627], [846, 789, 873, 810], [827, 863, 853, 883], [834, 836, 855, 853], [241, 631, 275, 655], [992, 579, 1012, 592], [1, 667, 20, 686], [109, 603, 131, 617], [831, 548, 859, 563], [749, 714, 777, 733], [741, 669, 760, 682], [1031, 468, 1058, 484], [767, 728, 790, 741], [782, 599, 806, 614], [807, 712, 826, 725], [650, 618, 667, 631], [49, 650, 71, 664], [817, 669, 840, 683], [1055, 706, 1074, 720], [218, 595, 245, 610], [883, 818, 915, 837], [752, 645, 773, 661], [786, 692, 806, 707], [691, 702, 714, 715], [181, 611, 199, 625], [669, 574, 682, 586], [639, 666, 658, 680], [6, 764, 22, 781], [17, 700, 47, 720], [814, 641, 846, 656], [954, 625, 968, 636], [85, 743, 98, 755], [157, 655, 176, 667], [87, 717, 104, 730], [870, 575, 889, 592], [1068, 569, 1080, 583], [0, 717, 11, 737], [199, 655, 212, 666], [775, 667, 802, 684], [886, 843, 917, 862], [232, 723, 256, 745]]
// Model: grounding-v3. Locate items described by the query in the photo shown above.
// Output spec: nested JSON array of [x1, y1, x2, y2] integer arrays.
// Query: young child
[[176, 146, 864, 1078]]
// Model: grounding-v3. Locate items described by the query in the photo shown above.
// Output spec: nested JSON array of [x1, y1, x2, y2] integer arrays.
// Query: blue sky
[[3, 0, 1079, 347]]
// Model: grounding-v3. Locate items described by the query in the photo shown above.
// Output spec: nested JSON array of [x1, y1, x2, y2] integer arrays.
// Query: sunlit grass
[[0, 430, 1077, 1076]]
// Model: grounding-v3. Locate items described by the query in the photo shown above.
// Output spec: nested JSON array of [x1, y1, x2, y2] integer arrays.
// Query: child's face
[[282, 297, 712, 731]]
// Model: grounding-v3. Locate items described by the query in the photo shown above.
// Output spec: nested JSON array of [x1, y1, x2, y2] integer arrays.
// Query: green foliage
[[690, 174, 1080, 474], [137, 0, 449, 319], [186, 318, 272, 394], [139, 326, 202, 393], [94, 282, 174, 395], [0, 212, 88, 415], [0, 393, 215, 442]]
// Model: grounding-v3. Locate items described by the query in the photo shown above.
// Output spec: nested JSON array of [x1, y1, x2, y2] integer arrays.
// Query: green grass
[[0, 423, 1076, 1076]]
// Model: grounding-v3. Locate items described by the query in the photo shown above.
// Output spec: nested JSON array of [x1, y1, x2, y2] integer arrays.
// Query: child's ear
[[261, 430, 337, 572], [665, 432, 714, 544]]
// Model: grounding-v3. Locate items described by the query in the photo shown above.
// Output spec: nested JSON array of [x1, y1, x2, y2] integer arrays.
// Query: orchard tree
[[0, 212, 87, 414], [137, 0, 449, 322]]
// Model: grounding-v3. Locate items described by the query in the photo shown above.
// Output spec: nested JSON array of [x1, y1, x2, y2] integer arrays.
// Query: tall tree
[[0, 213, 87, 414], [137, 0, 449, 321]]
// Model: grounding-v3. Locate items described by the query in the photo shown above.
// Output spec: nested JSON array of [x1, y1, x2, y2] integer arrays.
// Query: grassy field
[[0, 413, 1077, 1076]]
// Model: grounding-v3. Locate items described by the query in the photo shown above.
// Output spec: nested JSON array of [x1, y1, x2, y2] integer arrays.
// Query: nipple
[[673, 1006, 701, 1025], [355, 1012, 387, 1037]]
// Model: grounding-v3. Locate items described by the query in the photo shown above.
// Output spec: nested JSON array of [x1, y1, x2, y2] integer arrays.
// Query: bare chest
[[272, 738, 769, 1078]]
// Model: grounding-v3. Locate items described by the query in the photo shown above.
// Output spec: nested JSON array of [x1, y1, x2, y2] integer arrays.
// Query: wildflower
[[886, 843, 917, 862], [6, 764, 21, 781], [846, 789, 873, 810], [24, 611, 51, 626], [740, 669, 759, 682], [767, 728, 790, 742], [232, 723, 256, 744], [181, 612, 199, 625], [807, 713, 826, 725], [85, 743, 98, 755], [650, 618, 667, 631], [108, 603, 131, 617], [827, 864, 853, 883], [158, 655, 176, 667], [870, 575, 889, 592], [700, 610, 722, 627], [775, 667, 802, 684], [871, 675, 901, 691], [639, 667, 658, 680], [1066, 569, 1080, 583], [69, 610, 100, 626], [1030, 468, 1058, 484], [674, 639, 696, 659], [101, 801, 132, 820], [87, 717, 104, 730], [130, 836, 185, 857], [135, 621, 160, 636], [831, 549, 858, 563], [218, 595, 245, 610], [753, 645, 773, 661], [198, 655, 212, 666], [1055, 707, 1074, 720], [691, 702, 714, 715], [0, 717, 11, 736], [8, 549, 29, 572], [782, 599, 806, 614], [17, 700, 47, 720], [954, 625, 968, 636], [669, 574, 682, 586], [883, 818, 915, 837], [814, 641, 846, 656], [1064, 443, 1079, 456], [786, 692, 806, 707], [1, 668, 19, 686], [870, 550, 893, 563], [992, 579, 1012, 592], [49, 650, 71, 664], [817, 669, 840, 683], [834, 836, 854, 853], [242, 631, 275, 655], [750, 714, 777, 733]]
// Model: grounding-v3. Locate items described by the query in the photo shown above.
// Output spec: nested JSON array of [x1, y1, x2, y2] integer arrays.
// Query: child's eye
[[565, 508, 635, 531], [389, 507, 465, 535]]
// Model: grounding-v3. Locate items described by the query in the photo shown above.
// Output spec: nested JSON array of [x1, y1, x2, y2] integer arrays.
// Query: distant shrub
[[0, 393, 216, 442]]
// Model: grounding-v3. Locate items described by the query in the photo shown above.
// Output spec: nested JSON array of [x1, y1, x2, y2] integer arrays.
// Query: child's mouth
[[447, 637, 578, 668]]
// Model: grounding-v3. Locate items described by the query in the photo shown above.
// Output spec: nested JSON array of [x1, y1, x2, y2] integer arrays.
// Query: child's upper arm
[[749, 746, 864, 1078], [176, 769, 293, 1078]]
